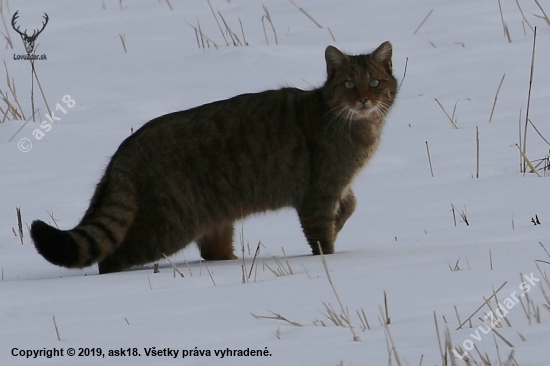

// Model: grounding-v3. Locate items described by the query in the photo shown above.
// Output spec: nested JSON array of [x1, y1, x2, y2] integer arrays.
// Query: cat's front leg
[[297, 197, 339, 255]]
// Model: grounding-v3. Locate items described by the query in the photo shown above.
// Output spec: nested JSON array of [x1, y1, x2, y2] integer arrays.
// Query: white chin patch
[[351, 107, 376, 119]]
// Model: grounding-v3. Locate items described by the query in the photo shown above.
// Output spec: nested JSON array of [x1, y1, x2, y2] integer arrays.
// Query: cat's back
[[116, 87, 319, 158]]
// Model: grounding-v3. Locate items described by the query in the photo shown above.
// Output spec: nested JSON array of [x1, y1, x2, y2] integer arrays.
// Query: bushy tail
[[31, 175, 137, 269], [31, 220, 83, 268]]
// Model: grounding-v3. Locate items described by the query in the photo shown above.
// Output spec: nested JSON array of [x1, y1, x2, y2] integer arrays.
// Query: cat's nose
[[358, 98, 368, 105]]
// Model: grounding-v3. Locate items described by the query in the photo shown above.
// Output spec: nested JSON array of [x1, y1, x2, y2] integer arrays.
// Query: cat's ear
[[325, 45, 349, 78], [371, 41, 393, 72]]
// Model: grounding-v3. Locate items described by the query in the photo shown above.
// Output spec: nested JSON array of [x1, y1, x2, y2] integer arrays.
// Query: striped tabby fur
[[31, 42, 398, 274]]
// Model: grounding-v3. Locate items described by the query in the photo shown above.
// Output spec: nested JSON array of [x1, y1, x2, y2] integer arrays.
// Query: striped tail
[[30, 173, 137, 269]]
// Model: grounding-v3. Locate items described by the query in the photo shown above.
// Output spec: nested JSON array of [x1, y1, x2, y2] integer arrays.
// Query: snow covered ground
[[1, 0, 550, 364]]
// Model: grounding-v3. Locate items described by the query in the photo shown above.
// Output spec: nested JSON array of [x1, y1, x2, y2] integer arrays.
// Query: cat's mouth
[[350, 103, 379, 119], [331, 102, 387, 122]]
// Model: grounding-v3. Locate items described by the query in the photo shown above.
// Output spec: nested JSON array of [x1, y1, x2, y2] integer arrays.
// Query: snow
[[1, 0, 550, 365]]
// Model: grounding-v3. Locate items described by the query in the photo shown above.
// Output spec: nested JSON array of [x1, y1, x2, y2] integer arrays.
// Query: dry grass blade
[[443, 327, 459, 366], [238, 18, 248, 46], [185, 20, 219, 50], [47, 210, 60, 229], [518, 107, 523, 171], [456, 281, 507, 330], [451, 203, 457, 226], [414, 9, 433, 34], [8, 111, 38, 142], [261, 4, 278, 45], [4, 62, 25, 120], [523, 27, 537, 172], [327, 27, 336, 42], [262, 260, 281, 277], [0, 2, 13, 49], [398, 57, 408, 92], [52, 316, 61, 341], [0, 90, 21, 120], [357, 308, 370, 330], [515, 0, 534, 32], [453, 305, 462, 325], [534, 0, 550, 27], [434, 98, 458, 128], [205, 264, 216, 286], [488, 73, 505, 123], [118, 33, 127, 53], [497, 0, 512, 42], [537, 277, 550, 314], [252, 310, 302, 327], [476, 317, 514, 347], [380, 306, 402, 366], [322, 302, 345, 326], [459, 205, 469, 226], [206, 0, 229, 46], [218, 11, 242, 46], [162, 0, 173, 11], [247, 241, 264, 280], [527, 119, 550, 146], [515, 144, 542, 177], [433, 312, 446, 365], [16, 207, 23, 245], [425, 141, 434, 177], [317, 242, 360, 342], [161, 253, 184, 277], [289, 0, 323, 28], [539, 242, 550, 259], [281, 247, 294, 275], [28, 61, 53, 124], [273, 256, 290, 276], [383, 290, 391, 325], [476, 126, 480, 178]]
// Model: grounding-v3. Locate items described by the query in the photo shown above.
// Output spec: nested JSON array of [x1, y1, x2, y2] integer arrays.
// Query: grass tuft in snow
[[0, 61, 25, 122], [456, 281, 508, 330], [261, 4, 278, 46], [318, 242, 360, 342], [0, 1, 14, 50], [186, 18, 219, 50]]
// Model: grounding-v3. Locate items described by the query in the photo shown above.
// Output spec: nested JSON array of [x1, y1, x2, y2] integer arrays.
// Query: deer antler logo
[[11, 11, 49, 55]]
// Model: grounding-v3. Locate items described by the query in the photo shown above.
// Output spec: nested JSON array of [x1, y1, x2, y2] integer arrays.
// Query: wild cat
[[31, 42, 398, 274]]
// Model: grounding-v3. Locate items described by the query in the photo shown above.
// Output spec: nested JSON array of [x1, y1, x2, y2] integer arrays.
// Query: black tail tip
[[31, 220, 79, 268]]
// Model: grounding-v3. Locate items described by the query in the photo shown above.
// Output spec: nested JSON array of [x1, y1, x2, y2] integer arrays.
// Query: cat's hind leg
[[197, 222, 237, 260], [334, 189, 356, 236]]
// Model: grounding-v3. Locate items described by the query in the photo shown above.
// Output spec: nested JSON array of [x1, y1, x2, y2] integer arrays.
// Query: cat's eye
[[369, 79, 380, 88], [344, 81, 354, 89]]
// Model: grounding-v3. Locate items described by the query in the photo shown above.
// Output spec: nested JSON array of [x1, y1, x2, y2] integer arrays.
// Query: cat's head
[[323, 42, 397, 121]]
